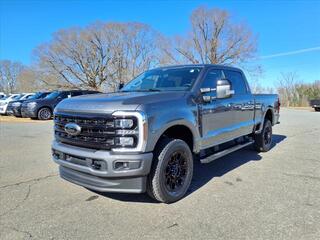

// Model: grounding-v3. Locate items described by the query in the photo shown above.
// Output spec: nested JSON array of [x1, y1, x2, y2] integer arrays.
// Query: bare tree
[[15, 67, 52, 92], [276, 72, 299, 107], [0, 60, 24, 94], [34, 26, 112, 90], [34, 22, 161, 92], [164, 6, 257, 65]]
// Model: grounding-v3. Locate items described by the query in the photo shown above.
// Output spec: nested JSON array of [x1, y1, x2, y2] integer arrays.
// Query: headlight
[[115, 137, 135, 147], [114, 119, 134, 129], [27, 102, 37, 108], [112, 111, 147, 152]]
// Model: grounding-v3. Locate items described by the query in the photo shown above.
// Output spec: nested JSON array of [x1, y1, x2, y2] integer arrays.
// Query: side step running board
[[200, 141, 254, 164]]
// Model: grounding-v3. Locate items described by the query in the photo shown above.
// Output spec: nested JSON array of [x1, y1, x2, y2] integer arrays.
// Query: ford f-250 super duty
[[52, 64, 280, 203]]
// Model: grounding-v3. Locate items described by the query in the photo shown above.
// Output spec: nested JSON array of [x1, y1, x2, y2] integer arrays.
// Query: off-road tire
[[254, 119, 272, 152], [147, 138, 193, 203]]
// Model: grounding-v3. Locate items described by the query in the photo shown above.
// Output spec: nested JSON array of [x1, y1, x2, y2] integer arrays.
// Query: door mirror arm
[[200, 87, 216, 94], [199, 88, 217, 103]]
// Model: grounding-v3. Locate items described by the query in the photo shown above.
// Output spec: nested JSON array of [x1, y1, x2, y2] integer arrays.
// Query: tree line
[[1, 6, 319, 106], [1, 6, 257, 93], [276, 72, 320, 107]]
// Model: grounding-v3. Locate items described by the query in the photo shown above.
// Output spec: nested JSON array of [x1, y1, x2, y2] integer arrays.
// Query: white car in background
[[0, 92, 6, 99], [0, 93, 34, 115]]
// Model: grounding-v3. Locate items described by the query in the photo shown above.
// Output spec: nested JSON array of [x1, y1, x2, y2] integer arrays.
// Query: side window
[[59, 92, 69, 99], [224, 70, 247, 95], [71, 91, 83, 97], [201, 69, 224, 89], [25, 95, 34, 99]]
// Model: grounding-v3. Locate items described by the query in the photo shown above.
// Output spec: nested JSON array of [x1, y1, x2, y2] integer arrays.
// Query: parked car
[[0, 92, 6, 99], [21, 90, 100, 120], [51, 64, 280, 203], [309, 99, 320, 112], [6, 93, 36, 116], [9, 92, 51, 117], [0, 93, 29, 115]]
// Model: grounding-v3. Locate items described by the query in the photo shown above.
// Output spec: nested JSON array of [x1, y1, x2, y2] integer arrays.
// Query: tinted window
[[59, 92, 70, 98], [71, 91, 83, 97], [45, 91, 60, 99], [25, 95, 34, 99], [201, 69, 224, 89], [224, 70, 247, 95]]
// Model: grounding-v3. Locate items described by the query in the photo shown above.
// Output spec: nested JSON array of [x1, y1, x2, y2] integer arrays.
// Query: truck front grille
[[54, 113, 137, 150]]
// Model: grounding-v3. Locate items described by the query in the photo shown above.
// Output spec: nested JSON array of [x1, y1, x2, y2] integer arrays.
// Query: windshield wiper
[[121, 88, 162, 92], [144, 88, 162, 92]]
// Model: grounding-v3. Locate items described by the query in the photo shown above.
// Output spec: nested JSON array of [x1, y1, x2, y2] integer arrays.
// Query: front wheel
[[254, 119, 272, 152], [147, 138, 193, 203], [37, 107, 52, 120]]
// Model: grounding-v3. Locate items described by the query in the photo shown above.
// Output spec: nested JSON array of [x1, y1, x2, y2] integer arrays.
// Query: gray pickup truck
[[52, 64, 280, 203]]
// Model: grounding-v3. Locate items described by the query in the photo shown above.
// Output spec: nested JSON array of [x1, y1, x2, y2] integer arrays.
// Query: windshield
[[45, 91, 60, 99], [11, 94, 23, 100], [121, 66, 203, 92]]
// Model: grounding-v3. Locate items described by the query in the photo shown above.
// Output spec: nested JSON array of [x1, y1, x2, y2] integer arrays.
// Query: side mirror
[[216, 79, 234, 99], [118, 83, 124, 90]]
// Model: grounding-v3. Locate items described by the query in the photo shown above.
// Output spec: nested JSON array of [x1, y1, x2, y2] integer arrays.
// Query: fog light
[[114, 161, 141, 170], [115, 137, 134, 146], [90, 159, 106, 171]]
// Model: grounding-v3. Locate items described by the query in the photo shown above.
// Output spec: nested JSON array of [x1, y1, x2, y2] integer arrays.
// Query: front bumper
[[0, 105, 7, 114], [52, 141, 153, 193], [21, 106, 37, 118], [6, 106, 14, 115], [12, 106, 22, 117]]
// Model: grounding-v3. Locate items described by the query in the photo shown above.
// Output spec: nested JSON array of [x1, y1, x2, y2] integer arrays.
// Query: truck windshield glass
[[121, 67, 203, 92]]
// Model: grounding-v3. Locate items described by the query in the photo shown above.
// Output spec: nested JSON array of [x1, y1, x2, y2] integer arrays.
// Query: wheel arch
[[150, 123, 197, 154], [256, 107, 274, 133]]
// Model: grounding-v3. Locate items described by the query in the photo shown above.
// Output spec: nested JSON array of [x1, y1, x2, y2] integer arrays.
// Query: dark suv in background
[[8, 92, 51, 117], [21, 90, 100, 120]]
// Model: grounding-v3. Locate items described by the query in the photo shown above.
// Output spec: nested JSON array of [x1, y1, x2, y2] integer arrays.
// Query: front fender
[[144, 107, 201, 153]]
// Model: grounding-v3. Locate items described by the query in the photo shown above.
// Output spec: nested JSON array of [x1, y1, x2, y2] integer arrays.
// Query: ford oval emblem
[[64, 123, 81, 136]]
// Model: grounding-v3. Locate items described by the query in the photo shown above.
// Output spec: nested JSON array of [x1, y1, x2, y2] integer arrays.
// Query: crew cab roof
[[153, 64, 243, 72]]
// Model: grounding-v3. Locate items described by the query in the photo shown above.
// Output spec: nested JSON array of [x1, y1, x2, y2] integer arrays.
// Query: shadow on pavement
[[92, 134, 286, 203]]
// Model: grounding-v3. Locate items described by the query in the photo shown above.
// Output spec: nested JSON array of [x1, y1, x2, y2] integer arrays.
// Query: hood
[[55, 91, 187, 114]]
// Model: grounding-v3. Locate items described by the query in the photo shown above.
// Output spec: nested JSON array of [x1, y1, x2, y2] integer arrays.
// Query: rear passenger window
[[59, 92, 69, 99], [201, 69, 224, 89], [224, 70, 248, 95], [71, 92, 83, 97]]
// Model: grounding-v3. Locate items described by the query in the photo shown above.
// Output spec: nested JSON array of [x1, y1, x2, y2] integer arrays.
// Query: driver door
[[200, 68, 236, 149]]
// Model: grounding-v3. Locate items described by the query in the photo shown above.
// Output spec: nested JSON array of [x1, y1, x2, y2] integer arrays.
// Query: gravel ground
[[0, 108, 319, 240]]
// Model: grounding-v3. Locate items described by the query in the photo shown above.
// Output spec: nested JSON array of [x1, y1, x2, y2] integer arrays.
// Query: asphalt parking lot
[[0, 108, 319, 240]]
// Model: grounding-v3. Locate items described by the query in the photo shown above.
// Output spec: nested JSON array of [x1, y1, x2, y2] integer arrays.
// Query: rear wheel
[[147, 138, 193, 203], [254, 119, 272, 152], [37, 107, 52, 120], [315, 107, 320, 112]]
